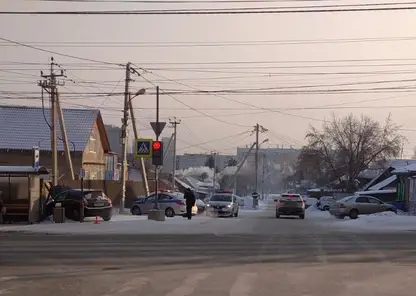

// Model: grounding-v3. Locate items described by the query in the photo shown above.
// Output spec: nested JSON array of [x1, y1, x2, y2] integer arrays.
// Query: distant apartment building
[[237, 146, 300, 172]]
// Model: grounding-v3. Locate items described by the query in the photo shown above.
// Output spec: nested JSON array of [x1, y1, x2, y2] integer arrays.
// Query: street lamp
[[260, 138, 269, 146], [130, 88, 146, 101]]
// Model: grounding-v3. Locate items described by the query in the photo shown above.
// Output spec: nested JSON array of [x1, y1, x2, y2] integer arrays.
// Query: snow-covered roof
[[368, 175, 397, 191], [392, 163, 416, 175]]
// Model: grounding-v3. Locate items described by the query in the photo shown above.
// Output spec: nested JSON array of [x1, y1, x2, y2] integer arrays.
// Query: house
[[0, 105, 112, 180], [391, 163, 416, 214]]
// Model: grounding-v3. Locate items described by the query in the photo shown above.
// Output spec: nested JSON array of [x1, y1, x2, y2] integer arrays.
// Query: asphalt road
[[1, 210, 416, 296]]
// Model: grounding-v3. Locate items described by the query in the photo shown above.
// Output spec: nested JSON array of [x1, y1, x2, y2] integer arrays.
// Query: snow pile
[[177, 166, 213, 179], [0, 214, 256, 235], [332, 212, 416, 232], [306, 206, 332, 219], [221, 166, 238, 175]]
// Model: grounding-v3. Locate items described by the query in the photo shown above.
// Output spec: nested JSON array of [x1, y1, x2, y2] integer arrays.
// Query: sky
[[2, 0, 416, 157]]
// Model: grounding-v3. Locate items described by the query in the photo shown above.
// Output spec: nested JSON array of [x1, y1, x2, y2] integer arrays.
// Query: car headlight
[[227, 204, 232, 208], [207, 204, 211, 207]]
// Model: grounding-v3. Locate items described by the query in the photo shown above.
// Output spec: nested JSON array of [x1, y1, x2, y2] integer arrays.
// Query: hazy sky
[[2, 0, 416, 156]]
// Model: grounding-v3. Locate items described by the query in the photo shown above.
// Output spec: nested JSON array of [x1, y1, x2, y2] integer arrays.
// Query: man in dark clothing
[[184, 188, 196, 220]]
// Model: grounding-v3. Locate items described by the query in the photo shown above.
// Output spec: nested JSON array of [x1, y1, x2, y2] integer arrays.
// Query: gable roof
[[0, 105, 108, 152]]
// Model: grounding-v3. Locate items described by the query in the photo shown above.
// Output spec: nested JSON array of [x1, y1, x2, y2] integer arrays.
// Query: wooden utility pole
[[169, 117, 181, 190], [56, 91, 75, 180], [38, 57, 65, 186], [120, 62, 131, 214]]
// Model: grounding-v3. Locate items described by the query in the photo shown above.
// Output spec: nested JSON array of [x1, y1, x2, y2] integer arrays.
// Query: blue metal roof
[[0, 105, 100, 152]]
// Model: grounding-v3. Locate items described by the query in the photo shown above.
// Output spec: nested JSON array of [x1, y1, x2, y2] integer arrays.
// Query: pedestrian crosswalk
[[3, 262, 414, 296], [3, 232, 416, 296]]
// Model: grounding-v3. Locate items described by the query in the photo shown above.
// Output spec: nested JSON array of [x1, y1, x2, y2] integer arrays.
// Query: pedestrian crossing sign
[[134, 138, 153, 159]]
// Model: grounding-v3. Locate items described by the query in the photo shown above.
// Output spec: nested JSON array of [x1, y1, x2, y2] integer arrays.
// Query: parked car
[[47, 189, 113, 221], [206, 193, 239, 217], [130, 191, 197, 217], [195, 199, 207, 214], [329, 195, 397, 219], [317, 196, 336, 211], [236, 196, 245, 207], [276, 193, 305, 219]]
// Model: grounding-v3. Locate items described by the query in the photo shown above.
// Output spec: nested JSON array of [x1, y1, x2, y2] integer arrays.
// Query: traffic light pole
[[154, 86, 160, 210]]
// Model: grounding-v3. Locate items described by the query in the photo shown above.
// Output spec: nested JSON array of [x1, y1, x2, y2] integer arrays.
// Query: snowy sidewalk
[[0, 212, 256, 235], [306, 206, 416, 232]]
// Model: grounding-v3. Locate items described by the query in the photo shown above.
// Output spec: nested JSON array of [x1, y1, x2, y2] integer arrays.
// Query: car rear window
[[84, 191, 106, 199], [280, 195, 303, 201]]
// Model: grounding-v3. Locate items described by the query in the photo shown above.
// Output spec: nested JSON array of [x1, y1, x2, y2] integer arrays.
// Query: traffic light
[[152, 140, 164, 166]]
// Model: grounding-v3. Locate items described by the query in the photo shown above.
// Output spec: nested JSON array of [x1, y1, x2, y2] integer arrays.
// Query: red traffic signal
[[152, 141, 161, 150]]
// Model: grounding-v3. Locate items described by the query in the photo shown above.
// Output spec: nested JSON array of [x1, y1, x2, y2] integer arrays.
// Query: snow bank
[[0, 213, 256, 235], [306, 206, 333, 219], [331, 212, 416, 232]]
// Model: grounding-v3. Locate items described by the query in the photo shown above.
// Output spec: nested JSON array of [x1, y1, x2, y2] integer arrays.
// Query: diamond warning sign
[[134, 139, 153, 159]]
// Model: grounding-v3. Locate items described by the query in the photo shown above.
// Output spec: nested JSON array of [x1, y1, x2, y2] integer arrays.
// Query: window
[[55, 191, 68, 202], [146, 195, 156, 202], [367, 197, 382, 204], [356, 196, 369, 203], [210, 195, 232, 202], [159, 194, 171, 201], [88, 129, 97, 153]]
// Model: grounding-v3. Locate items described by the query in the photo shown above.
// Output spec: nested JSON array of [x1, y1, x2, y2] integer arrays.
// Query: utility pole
[[128, 90, 150, 196], [211, 151, 217, 195], [38, 57, 65, 186], [252, 123, 268, 205], [120, 62, 131, 214], [261, 154, 266, 200], [169, 117, 181, 190]]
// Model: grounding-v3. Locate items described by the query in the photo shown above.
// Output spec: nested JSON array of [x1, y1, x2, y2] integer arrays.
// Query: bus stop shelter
[[0, 166, 49, 223]]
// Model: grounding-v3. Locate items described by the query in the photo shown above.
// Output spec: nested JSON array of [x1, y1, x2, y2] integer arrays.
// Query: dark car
[[276, 193, 305, 219], [47, 189, 113, 221]]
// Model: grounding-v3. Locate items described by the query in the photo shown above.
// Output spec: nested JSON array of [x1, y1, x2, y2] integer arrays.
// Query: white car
[[317, 196, 336, 211]]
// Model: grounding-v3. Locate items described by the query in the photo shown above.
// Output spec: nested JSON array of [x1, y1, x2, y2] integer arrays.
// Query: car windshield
[[170, 192, 185, 199], [210, 195, 232, 202]]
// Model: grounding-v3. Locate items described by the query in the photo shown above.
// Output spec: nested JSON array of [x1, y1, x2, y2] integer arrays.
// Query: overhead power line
[[3, 2, 416, 15], [0, 36, 123, 66], [4, 36, 416, 48]]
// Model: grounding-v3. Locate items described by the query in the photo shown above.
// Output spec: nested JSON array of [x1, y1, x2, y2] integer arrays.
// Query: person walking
[[184, 187, 196, 220]]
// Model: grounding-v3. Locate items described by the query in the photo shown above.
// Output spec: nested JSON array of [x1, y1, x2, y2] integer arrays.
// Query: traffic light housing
[[152, 140, 163, 166]]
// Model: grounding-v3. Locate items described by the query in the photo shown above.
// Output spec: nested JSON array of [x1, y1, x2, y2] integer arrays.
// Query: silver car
[[130, 191, 197, 217], [206, 194, 239, 217], [329, 195, 397, 219]]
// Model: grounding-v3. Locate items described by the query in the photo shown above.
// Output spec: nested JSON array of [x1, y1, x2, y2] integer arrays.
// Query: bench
[[3, 203, 30, 223]]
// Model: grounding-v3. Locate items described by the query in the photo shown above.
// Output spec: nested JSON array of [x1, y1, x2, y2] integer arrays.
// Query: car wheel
[[349, 209, 359, 220], [131, 206, 141, 216], [323, 205, 330, 211], [299, 214, 305, 219], [276, 212, 280, 219], [72, 209, 80, 221], [165, 207, 175, 218], [102, 215, 111, 221]]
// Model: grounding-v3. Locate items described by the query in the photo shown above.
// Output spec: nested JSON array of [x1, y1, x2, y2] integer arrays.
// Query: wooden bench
[[3, 203, 30, 223]]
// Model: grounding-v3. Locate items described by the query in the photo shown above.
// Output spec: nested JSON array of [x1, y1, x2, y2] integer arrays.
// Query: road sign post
[[150, 122, 166, 139], [134, 139, 153, 159], [252, 191, 259, 209]]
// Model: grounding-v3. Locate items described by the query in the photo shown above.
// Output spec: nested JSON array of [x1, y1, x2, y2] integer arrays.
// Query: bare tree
[[301, 114, 404, 191]]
